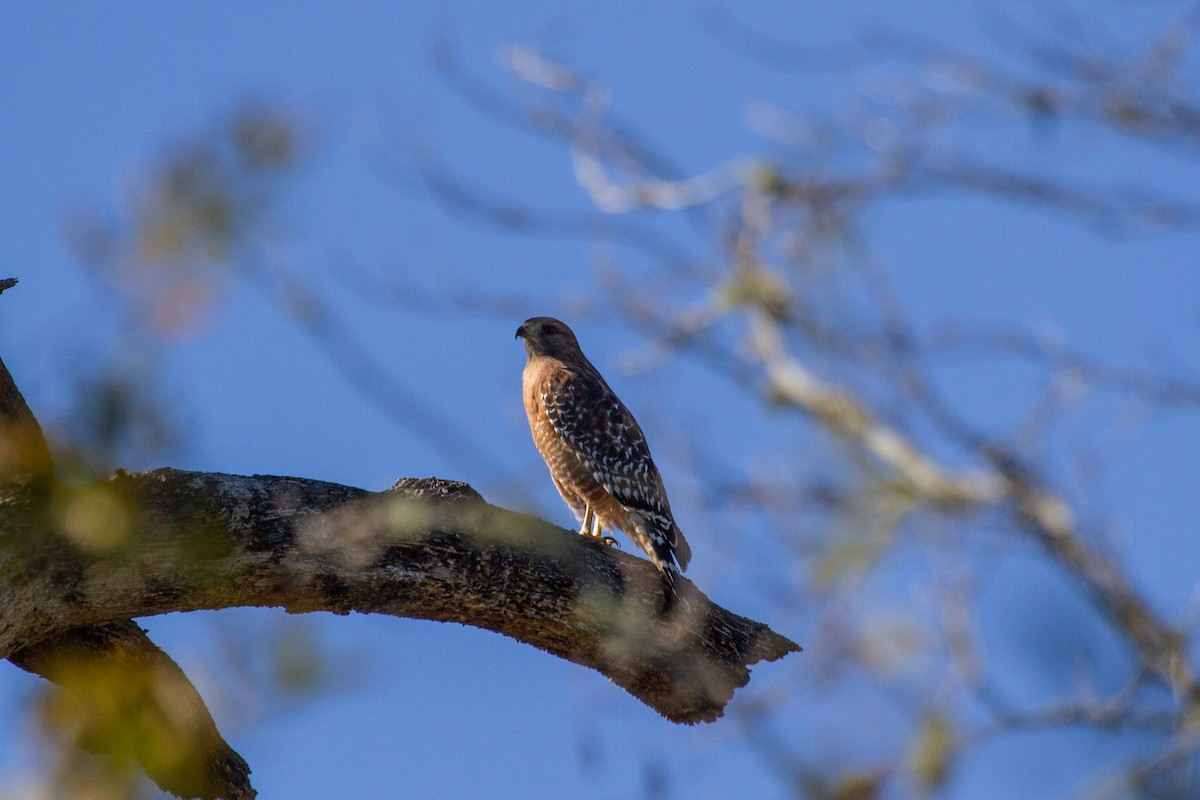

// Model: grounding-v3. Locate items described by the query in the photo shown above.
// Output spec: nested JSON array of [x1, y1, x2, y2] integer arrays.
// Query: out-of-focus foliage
[[34, 644, 215, 800], [67, 103, 310, 336], [402, 7, 1200, 797], [21, 3, 1200, 798]]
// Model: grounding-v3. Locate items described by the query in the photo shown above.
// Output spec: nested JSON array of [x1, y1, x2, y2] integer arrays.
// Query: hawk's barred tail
[[671, 522, 692, 572], [630, 516, 690, 607], [658, 560, 689, 611]]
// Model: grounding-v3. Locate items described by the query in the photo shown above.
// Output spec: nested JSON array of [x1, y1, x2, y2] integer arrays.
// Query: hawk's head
[[516, 317, 583, 360]]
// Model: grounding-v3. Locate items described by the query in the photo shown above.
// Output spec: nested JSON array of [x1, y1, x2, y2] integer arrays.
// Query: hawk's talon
[[577, 526, 619, 548]]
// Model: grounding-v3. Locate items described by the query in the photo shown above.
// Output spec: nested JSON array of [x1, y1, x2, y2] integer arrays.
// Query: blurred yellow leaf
[[906, 712, 956, 791], [36, 649, 212, 797], [53, 483, 132, 553], [828, 770, 883, 800], [814, 536, 887, 586], [715, 268, 793, 321]]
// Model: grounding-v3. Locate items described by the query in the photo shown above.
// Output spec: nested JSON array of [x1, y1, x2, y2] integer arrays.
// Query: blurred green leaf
[[271, 618, 328, 697]]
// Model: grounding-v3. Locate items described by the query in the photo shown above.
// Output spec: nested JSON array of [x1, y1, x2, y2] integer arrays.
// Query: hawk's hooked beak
[[515, 323, 529, 339]]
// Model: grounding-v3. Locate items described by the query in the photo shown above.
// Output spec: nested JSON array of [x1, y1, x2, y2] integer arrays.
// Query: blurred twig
[[395, 14, 1200, 791]]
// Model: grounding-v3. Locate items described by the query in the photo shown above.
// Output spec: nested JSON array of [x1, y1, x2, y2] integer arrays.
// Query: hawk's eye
[[542, 325, 559, 336]]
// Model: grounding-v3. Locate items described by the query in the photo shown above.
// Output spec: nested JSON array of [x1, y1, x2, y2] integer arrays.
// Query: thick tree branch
[[2, 468, 798, 726]]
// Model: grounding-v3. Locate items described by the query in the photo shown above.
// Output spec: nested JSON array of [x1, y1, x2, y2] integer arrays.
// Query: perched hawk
[[516, 317, 692, 586]]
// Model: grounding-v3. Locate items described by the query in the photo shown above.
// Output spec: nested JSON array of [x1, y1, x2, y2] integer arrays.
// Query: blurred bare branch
[[38, 2, 1200, 795], [386, 7, 1200, 793]]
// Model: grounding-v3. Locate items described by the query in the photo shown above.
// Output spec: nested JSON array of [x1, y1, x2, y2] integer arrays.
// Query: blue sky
[[4, 2, 1200, 798]]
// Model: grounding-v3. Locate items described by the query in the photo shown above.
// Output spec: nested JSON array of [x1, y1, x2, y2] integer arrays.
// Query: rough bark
[[2, 468, 799, 725]]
